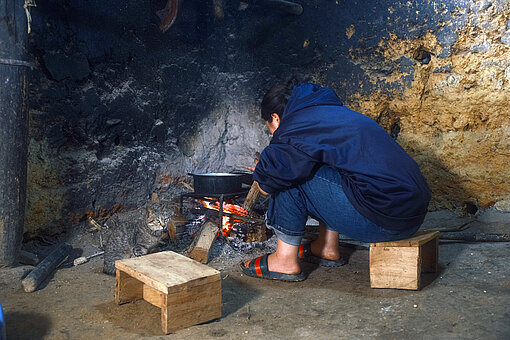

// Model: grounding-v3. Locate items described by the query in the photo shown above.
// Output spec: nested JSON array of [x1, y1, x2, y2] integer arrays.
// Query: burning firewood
[[187, 221, 218, 263], [243, 181, 262, 212], [245, 222, 267, 243]]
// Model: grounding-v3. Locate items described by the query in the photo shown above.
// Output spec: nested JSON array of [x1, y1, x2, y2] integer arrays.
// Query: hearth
[[178, 188, 270, 251]]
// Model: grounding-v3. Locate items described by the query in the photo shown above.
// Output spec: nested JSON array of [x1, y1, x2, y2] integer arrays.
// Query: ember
[[202, 201, 248, 236]]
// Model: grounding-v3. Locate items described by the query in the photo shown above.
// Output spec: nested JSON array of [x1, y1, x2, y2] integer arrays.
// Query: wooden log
[[21, 243, 72, 292], [0, 0, 29, 267], [19, 250, 41, 266], [250, 0, 304, 15], [246, 222, 267, 242], [167, 216, 188, 239], [73, 251, 104, 266], [439, 232, 510, 242], [243, 181, 261, 212], [204, 209, 264, 224], [187, 222, 218, 263]]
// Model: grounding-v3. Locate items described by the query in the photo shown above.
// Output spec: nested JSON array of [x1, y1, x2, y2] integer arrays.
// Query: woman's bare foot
[[310, 240, 340, 261], [243, 238, 301, 274], [309, 222, 341, 261]]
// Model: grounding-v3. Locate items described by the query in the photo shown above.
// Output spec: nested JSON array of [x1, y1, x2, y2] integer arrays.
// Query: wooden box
[[369, 231, 439, 290], [115, 251, 221, 334]]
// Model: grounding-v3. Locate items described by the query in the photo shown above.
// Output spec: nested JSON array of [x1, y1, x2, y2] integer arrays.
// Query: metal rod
[[439, 232, 510, 242], [0, 57, 32, 67], [219, 194, 224, 226], [251, 0, 303, 15]]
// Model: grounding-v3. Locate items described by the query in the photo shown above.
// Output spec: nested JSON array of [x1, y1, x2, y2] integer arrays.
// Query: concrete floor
[[1, 210, 509, 339]]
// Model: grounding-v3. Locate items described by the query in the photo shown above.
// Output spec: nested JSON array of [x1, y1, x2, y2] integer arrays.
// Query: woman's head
[[260, 78, 297, 123]]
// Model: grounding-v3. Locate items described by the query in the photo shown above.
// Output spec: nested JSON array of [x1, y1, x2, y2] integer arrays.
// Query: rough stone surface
[[42, 52, 90, 81], [501, 30, 510, 45], [24, 0, 510, 234], [436, 26, 459, 48]]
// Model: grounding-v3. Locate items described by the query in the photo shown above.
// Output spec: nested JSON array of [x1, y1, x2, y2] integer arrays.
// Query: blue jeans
[[265, 165, 421, 246]]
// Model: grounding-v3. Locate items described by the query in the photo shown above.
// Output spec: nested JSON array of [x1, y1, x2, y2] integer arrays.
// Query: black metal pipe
[[251, 0, 303, 15], [0, 0, 29, 267]]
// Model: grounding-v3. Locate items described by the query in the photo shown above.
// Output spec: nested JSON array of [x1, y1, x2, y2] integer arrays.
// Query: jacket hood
[[282, 83, 343, 119]]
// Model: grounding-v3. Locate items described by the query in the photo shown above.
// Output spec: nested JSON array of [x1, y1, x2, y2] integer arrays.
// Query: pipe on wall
[[0, 0, 29, 267]]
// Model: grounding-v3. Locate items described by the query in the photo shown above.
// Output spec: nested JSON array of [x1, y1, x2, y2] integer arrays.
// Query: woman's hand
[[258, 185, 269, 196], [245, 152, 261, 172]]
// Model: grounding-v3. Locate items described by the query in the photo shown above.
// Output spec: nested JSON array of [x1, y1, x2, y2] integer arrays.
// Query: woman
[[241, 82, 431, 281]]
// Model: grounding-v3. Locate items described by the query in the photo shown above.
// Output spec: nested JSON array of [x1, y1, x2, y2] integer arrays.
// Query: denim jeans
[[265, 165, 421, 246]]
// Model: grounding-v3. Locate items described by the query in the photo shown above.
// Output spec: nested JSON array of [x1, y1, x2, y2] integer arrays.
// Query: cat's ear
[[145, 205, 155, 220]]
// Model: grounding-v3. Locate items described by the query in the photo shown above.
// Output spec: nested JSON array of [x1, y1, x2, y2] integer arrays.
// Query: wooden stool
[[369, 231, 439, 290], [115, 251, 221, 334]]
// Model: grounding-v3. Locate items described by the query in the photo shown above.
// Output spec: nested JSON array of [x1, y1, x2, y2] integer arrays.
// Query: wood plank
[[243, 181, 261, 212], [421, 237, 438, 273], [143, 284, 165, 308], [162, 279, 222, 334], [167, 216, 187, 239], [161, 295, 169, 334], [370, 246, 420, 290], [188, 222, 218, 263], [115, 251, 220, 294], [371, 231, 439, 247], [116, 270, 143, 304]]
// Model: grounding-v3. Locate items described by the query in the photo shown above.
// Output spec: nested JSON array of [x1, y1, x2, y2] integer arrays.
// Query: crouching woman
[[241, 83, 431, 281]]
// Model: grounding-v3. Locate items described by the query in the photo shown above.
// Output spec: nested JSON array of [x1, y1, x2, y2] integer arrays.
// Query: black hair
[[260, 78, 298, 122]]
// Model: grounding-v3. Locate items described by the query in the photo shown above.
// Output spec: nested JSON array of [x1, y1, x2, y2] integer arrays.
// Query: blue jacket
[[254, 83, 431, 230]]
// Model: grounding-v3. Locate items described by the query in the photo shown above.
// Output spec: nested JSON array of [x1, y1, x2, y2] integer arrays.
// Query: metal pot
[[188, 173, 244, 194], [230, 170, 254, 186]]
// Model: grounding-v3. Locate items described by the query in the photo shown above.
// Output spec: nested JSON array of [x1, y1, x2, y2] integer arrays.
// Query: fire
[[202, 200, 248, 236]]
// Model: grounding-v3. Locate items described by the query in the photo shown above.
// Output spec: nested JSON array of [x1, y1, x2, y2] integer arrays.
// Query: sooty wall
[[26, 0, 510, 234]]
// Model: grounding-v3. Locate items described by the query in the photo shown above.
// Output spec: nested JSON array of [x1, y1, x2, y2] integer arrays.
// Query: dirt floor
[[1, 210, 509, 339]]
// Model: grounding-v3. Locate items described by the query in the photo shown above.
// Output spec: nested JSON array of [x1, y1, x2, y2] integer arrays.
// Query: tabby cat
[[102, 206, 166, 275]]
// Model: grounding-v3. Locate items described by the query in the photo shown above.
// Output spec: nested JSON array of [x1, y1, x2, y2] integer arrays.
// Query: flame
[[202, 200, 248, 236]]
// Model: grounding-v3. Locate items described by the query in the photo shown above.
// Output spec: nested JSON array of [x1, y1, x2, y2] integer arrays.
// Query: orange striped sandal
[[239, 254, 306, 282]]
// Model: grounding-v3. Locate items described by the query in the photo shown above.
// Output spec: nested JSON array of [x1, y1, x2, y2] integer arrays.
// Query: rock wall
[[337, 1, 510, 212], [25, 0, 510, 234]]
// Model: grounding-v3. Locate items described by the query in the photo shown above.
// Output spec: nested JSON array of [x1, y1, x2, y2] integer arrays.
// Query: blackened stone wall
[[26, 0, 510, 234]]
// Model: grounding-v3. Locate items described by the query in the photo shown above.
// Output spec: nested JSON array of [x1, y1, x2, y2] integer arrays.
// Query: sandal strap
[[254, 254, 269, 277], [298, 243, 310, 259], [247, 254, 269, 277]]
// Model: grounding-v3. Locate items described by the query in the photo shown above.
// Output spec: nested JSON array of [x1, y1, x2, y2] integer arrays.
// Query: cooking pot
[[188, 172, 245, 194], [230, 170, 254, 186]]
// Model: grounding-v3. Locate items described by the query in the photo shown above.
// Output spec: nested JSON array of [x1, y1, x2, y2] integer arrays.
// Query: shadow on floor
[[5, 311, 52, 340], [95, 276, 261, 337]]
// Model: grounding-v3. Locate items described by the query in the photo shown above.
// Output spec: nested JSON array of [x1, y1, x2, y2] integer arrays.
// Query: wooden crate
[[115, 251, 221, 334], [369, 231, 439, 290]]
